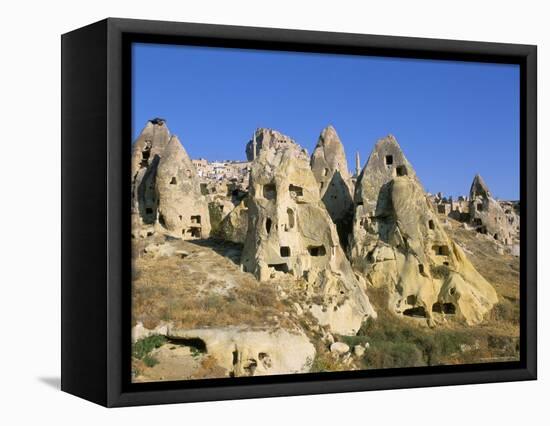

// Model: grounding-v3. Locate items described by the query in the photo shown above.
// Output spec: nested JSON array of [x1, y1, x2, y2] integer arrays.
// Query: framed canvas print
[[61, 18, 537, 407]]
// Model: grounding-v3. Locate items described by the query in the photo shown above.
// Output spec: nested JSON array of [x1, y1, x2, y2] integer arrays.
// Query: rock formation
[[131, 118, 171, 225], [349, 135, 498, 325], [245, 128, 305, 161], [130, 119, 211, 240], [469, 174, 518, 245], [217, 199, 249, 243], [156, 135, 211, 239], [310, 125, 354, 245], [167, 326, 315, 377], [241, 138, 376, 335]]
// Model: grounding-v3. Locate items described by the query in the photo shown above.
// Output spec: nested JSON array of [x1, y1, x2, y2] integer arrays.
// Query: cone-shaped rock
[[156, 135, 211, 239], [350, 135, 497, 325], [310, 126, 354, 243], [245, 128, 304, 161], [131, 118, 171, 225], [241, 137, 376, 335], [468, 174, 517, 245]]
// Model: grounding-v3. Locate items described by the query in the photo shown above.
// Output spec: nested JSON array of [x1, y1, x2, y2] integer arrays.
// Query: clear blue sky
[[132, 43, 520, 200]]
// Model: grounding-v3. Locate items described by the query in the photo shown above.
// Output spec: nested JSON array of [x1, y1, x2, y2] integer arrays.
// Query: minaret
[[252, 130, 257, 161], [355, 151, 361, 177]]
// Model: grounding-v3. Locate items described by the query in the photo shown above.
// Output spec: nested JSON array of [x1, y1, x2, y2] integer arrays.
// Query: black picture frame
[[61, 17, 537, 407]]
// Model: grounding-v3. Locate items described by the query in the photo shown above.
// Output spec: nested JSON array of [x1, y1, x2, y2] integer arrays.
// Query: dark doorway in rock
[[494, 233, 499, 240], [140, 145, 151, 167], [170, 177, 177, 185], [433, 245, 450, 256], [432, 302, 456, 314], [407, 295, 417, 305], [188, 227, 201, 238], [265, 218, 272, 234], [263, 184, 276, 200], [289, 184, 304, 198], [477, 203, 483, 211], [287, 208, 295, 229], [280, 246, 291, 257], [428, 219, 435, 230], [385, 155, 393, 166], [307, 245, 326, 256], [396, 165, 407, 176], [174, 337, 207, 353], [418, 264, 425, 274], [403, 306, 426, 317], [476, 226, 487, 234], [145, 207, 153, 215], [269, 263, 289, 273]]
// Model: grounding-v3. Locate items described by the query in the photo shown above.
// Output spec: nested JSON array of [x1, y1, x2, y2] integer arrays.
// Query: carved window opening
[[263, 184, 276, 200], [432, 302, 456, 314], [289, 184, 303, 198], [280, 246, 291, 257], [191, 215, 201, 224], [396, 165, 407, 176], [269, 263, 289, 273], [433, 245, 450, 256], [403, 306, 426, 317], [308, 245, 326, 256], [265, 218, 272, 234], [170, 177, 177, 185], [287, 209, 295, 229], [428, 219, 435, 230], [385, 155, 393, 166]]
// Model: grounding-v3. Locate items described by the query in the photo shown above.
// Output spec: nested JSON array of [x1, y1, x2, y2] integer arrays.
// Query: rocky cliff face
[[131, 118, 171, 224], [245, 128, 305, 161], [310, 125, 354, 245], [469, 174, 518, 245], [241, 139, 376, 335], [156, 136, 211, 239], [350, 135, 497, 325], [131, 119, 211, 240]]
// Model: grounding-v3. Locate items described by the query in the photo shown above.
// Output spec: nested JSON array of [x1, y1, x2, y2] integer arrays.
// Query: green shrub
[[133, 335, 167, 359], [143, 354, 159, 368]]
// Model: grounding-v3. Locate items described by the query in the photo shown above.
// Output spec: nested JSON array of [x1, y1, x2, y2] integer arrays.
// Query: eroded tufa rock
[[156, 136, 211, 239], [168, 326, 315, 377], [131, 119, 171, 224], [469, 174, 518, 245], [241, 137, 376, 334], [349, 135, 498, 325], [245, 128, 305, 161], [310, 125, 354, 245]]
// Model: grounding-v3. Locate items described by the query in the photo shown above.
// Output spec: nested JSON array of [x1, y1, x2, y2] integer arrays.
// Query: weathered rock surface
[[131, 118, 171, 224], [217, 199, 249, 243], [168, 326, 315, 377], [241, 137, 376, 334], [310, 125, 354, 245], [155, 135, 211, 239], [245, 128, 305, 161], [469, 174, 518, 245], [350, 135, 498, 325], [330, 342, 350, 355]]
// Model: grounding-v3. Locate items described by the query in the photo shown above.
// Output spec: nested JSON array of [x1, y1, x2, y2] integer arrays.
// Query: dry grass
[[132, 238, 289, 330]]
